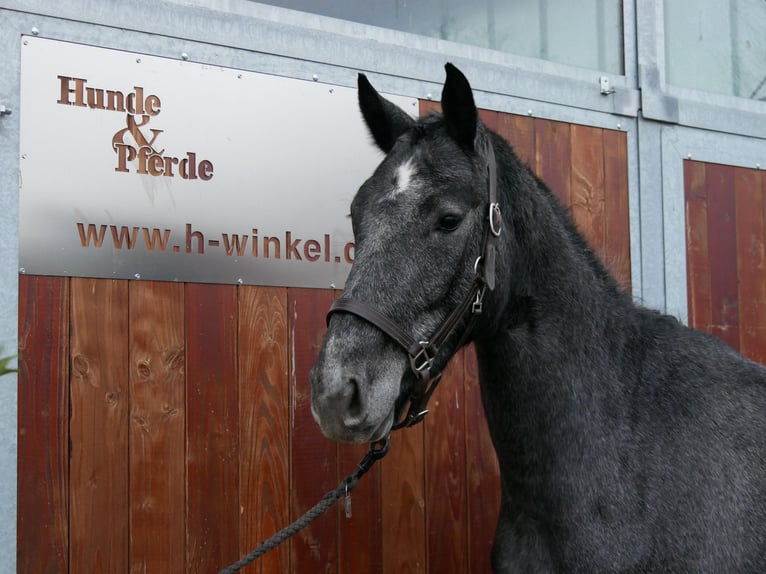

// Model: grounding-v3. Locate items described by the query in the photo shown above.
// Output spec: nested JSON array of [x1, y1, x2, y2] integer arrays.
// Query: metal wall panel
[[19, 36, 417, 288]]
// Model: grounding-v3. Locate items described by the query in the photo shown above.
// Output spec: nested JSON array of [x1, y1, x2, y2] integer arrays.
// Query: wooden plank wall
[[17, 108, 631, 573], [685, 160, 766, 363]]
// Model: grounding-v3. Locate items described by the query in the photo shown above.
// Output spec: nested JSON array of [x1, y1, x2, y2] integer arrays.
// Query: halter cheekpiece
[[327, 140, 502, 430]]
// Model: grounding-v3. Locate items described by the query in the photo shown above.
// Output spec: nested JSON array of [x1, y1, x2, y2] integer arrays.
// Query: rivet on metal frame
[[599, 76, 615, 95]]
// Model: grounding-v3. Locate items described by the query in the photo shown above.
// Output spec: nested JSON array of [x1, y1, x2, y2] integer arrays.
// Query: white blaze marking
[[392, 158, 416, 196]]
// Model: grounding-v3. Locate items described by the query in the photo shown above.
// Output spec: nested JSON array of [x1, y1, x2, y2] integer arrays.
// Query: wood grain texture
[[603, 129, 632, 292], [69, 278, 130, 573], [685, 161, 713, 333], [381, 425, 426, 574], [129, 281, 185, 573], [17, 275, 70, 574], [464, 344, 501, 573], [497, 113, 535, 167], [185, 283, 239, 573], [425, 350, 467, 573], [288, 288, 339, 573], [337, 442, 382, 574], [734, 168, 766, 363], [705, 163, 740, 351], [686, 162, 766, 360], [478, 108, 499, 133], [570, 124, 606, 256], [238, 286, 290, 574], [419, 99, 441, 117], [534, 118, 572, 208], [17, 105, 636, 574]]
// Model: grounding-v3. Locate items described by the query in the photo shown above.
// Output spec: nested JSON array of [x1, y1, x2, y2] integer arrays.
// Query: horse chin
[[311, 403, 395, 444], [368, 408, 395, 443]]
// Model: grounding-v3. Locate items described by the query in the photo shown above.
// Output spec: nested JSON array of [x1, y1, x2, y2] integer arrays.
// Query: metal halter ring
[[489, 202, 502, 237], [473, 255, 484, 275]]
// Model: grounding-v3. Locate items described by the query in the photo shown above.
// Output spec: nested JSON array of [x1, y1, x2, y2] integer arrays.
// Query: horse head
[[310, 64, 503, 444]]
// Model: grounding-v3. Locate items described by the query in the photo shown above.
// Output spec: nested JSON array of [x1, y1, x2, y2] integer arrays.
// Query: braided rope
[[218, 437, 390, 573]]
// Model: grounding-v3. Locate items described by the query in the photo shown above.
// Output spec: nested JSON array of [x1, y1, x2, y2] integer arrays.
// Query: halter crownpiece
[[327, 141, 501, 430]]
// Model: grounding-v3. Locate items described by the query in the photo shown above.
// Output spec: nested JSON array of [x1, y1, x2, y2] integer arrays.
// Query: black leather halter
[[327, 142, 502, 430]]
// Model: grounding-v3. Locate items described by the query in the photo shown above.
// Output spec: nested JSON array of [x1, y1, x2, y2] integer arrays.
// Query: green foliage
[[0, 354, 16, 376]]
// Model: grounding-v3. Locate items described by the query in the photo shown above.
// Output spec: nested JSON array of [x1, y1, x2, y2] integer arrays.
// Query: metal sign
[[19, 36, 416, 288]]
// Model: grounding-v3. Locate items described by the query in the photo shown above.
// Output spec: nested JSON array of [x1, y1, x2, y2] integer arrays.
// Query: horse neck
[[487, 148, 624, 334], [473, 150, 632, 495]]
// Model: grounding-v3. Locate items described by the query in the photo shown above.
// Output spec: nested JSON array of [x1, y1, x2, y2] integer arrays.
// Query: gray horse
[[310, 64, 766, 572]]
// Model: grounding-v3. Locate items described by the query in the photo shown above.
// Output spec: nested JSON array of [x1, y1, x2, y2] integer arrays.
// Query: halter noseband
[[326, 141, 502, 430]]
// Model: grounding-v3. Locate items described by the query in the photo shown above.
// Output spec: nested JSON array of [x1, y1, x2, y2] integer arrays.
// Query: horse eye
[[438, 213, 463, 232]]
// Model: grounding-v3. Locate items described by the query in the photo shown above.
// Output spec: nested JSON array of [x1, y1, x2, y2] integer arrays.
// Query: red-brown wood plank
[[705, 163, 740, 351], [425, 350, 467, 573], [478, 108, 499, 134], [17, 275, 70, 574], [761, 169, 766, 359], [288, 287, 339, 573], [534, 118, 572, 208], [603, 129, 632, 292], [327, 289, 384, 574], [419, 99, 441, 117], [685, 161, 712, 333], [734, 168, 766, 363], [762, 169, 766, 357], [129, 281, 186, 573], [381, 425, 426, 574], [337, 442, 382, 574], [69, 278, 130, 573], [497, 113, 535, 167], [570, 124, 606, 257], [464, 344, 501, 572], [238, 286, 290, 573], [185, 283, 239, 573]]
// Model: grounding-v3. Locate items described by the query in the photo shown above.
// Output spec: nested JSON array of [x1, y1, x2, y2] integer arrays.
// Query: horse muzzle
[[309, 362, 399, 444]]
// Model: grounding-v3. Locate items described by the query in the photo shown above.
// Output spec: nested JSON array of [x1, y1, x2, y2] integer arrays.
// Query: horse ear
[[441, 63, 478, 151], [358, 73, 415, 153]]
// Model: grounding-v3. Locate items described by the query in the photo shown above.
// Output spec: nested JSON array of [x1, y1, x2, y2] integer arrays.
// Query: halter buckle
[[409, 341, 433, 374], [472, 287, 486, 315]]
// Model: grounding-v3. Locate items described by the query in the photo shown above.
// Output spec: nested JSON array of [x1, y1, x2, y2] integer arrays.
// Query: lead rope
[[218, 437, 390, 574]]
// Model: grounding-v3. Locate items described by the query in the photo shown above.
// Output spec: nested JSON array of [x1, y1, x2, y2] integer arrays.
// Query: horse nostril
[[347, 376, 362, 417]]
